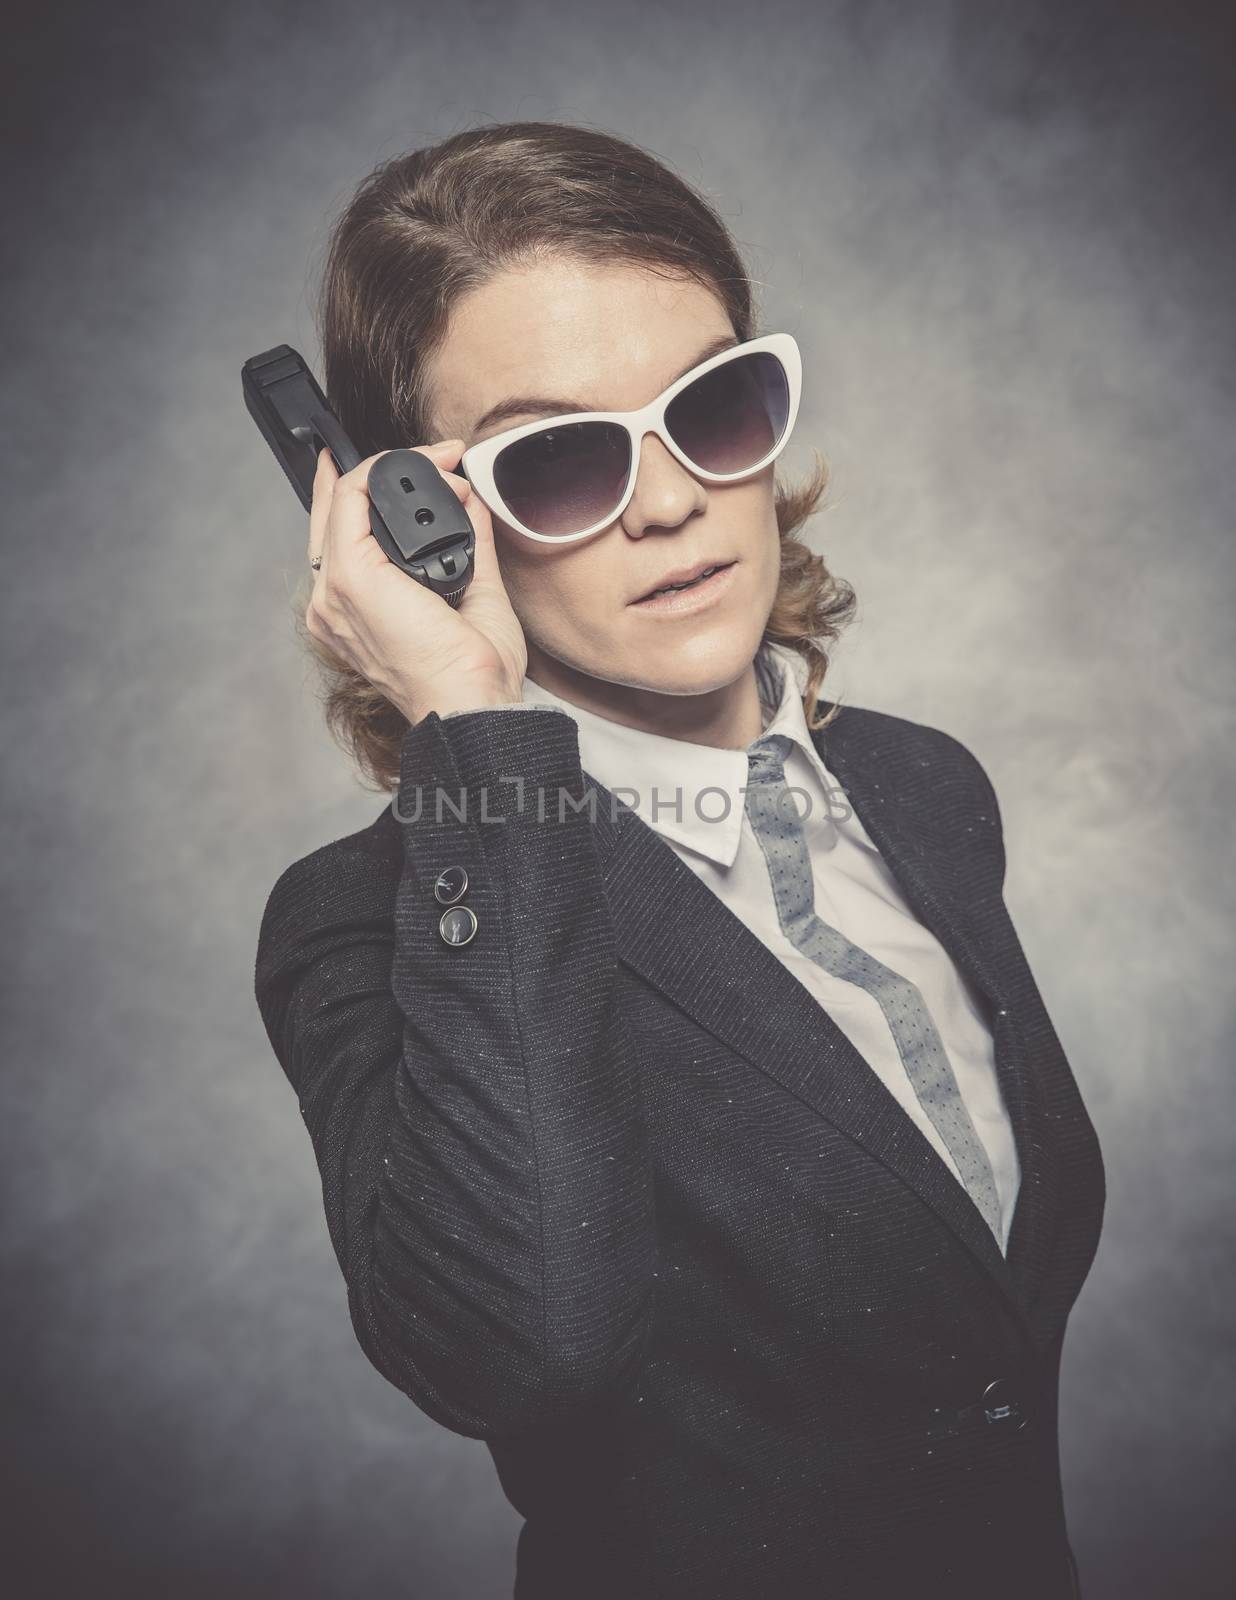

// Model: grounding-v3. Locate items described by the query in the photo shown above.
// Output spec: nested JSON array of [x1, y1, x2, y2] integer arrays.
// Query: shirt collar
[[519, 640, 838, 868]]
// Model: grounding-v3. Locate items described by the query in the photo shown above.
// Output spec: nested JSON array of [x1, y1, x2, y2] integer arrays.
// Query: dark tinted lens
[[665, 351, 790, 475], [492, 421, 631, 538]]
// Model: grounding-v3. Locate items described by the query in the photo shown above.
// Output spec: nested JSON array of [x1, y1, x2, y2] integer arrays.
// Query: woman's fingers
[[307, 446, 339, 570]]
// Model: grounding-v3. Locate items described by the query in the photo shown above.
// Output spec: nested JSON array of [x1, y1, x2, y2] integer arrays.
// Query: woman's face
[[424, 256, 782, 715]]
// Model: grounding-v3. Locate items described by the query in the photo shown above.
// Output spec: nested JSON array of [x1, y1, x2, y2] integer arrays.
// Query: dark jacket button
[[439, 905, 478, 946], [434, 865, 469, 904], [982, 1377, 1029, 1431]]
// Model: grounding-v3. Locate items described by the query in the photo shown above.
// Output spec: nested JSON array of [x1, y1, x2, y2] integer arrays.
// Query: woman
[[254, 121, 1105, 1599]]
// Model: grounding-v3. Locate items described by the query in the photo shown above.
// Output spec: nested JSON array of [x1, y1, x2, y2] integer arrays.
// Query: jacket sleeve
[[253, 706, 658, 1441]]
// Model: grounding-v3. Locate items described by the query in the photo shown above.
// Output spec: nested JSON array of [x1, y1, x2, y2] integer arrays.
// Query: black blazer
[[254, 699, 1105, 1600]]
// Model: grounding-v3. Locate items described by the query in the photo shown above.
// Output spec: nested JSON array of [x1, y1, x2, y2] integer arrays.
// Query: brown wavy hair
[[297, 120, 856, 792]]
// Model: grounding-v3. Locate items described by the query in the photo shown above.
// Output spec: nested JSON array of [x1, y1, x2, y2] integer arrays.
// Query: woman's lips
[[628, 560, 738, 614]]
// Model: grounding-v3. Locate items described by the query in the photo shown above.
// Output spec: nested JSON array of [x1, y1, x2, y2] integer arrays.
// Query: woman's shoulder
[[812, 696, 998, 794], [814, 697, 1006, 891], [812, 697, 1004, 860]]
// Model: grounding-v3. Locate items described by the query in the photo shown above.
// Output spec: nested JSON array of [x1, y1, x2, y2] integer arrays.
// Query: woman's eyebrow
[[470, 332, 740, 437]]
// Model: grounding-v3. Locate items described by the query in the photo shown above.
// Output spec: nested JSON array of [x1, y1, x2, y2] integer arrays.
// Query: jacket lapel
[[585, 701, 1053, 1340]]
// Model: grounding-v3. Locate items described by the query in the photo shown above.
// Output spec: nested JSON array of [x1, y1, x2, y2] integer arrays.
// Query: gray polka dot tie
[[744, 732, 1003, 1241]]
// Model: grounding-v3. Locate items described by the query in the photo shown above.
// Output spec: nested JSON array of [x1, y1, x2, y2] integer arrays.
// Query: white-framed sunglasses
[[458, 331, 802, 544]]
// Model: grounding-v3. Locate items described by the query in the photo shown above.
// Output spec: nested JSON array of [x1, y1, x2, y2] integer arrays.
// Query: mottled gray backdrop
[[3, 0, 1233, 1594]]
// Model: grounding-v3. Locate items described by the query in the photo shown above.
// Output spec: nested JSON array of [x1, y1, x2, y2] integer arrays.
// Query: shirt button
[[434, 864, 469, 904], [439, 905, 478, 946]]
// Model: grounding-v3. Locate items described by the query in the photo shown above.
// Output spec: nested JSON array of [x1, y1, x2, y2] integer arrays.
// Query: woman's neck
[[525, 646, 766, 752]]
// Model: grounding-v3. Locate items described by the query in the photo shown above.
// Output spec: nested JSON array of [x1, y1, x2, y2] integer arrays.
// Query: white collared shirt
[[446, 641, 1021, 1253]]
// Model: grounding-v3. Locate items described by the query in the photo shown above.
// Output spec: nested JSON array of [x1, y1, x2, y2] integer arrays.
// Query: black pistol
[[242, 344, 475, 608]]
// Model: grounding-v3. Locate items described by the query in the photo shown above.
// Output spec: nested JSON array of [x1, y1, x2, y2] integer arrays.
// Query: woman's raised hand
[[305, 441, 529, 724]]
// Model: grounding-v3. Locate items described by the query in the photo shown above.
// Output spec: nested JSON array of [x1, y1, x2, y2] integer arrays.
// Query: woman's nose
[[621, 430, 708, 536]]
